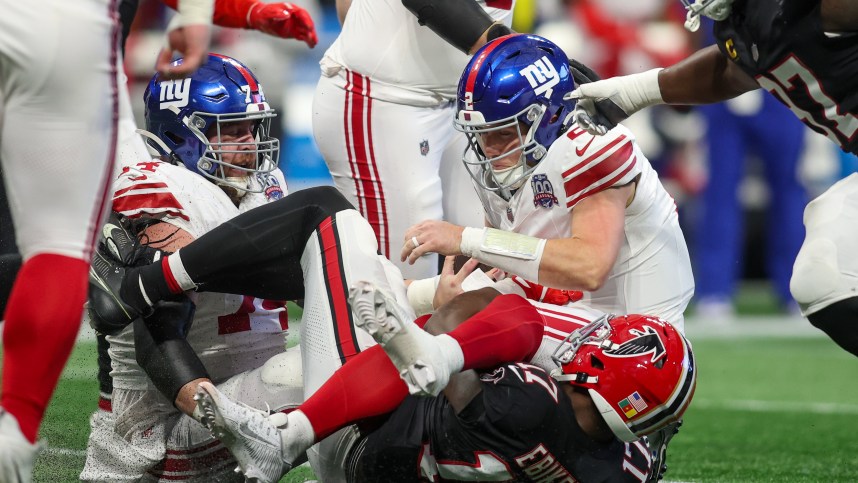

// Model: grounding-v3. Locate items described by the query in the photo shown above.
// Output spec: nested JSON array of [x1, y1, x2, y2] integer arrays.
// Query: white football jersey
[[484, 124, 694, 328], [320, 0, 515, 106], [107, 161, 291, 390]]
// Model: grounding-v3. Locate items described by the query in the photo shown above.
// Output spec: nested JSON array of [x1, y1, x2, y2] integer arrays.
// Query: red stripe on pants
[[343, 71, 389, 257]]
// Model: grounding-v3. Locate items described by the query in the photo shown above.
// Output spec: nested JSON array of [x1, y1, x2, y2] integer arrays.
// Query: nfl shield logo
[[531, 174, 559, 208], [419, 139, 430, 156]]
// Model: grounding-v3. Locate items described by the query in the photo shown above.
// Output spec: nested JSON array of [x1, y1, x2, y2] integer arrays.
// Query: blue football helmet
[[454, 34, 576, 201], [142, 53, 279, 193]]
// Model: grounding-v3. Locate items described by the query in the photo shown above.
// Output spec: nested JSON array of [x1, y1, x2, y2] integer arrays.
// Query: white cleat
[[0, 410, 39, 483], [194, 382, 291, 483], [349, 281, 451, 396]]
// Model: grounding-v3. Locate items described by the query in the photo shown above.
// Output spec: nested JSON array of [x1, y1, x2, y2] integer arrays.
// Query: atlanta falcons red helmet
[[551, 314, 696, 442]]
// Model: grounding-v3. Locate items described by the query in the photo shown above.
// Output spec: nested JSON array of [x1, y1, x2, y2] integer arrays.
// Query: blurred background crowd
[[117, 0, 858, 319]]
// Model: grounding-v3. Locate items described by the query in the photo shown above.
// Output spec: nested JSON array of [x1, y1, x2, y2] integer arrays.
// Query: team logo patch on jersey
[[618, 391, 648, 418], [257, 173, 284, 201], [531, 174, 559, 208], [420, 139, 430, 156]]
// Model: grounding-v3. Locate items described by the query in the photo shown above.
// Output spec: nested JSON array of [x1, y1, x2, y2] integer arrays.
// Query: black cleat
[[87, 213, 158, 335], [646, 420, 682, 482]]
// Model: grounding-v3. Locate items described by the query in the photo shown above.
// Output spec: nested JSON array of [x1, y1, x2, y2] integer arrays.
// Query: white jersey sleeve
[[556, 125, 642, 210], [111, 161, 239, 238]]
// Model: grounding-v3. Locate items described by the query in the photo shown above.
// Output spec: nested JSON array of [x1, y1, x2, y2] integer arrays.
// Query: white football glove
[[564, 68, 665, 136]]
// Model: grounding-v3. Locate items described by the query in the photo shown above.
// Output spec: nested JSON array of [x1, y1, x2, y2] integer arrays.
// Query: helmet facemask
[[184, 108, 279, 195], [681, 0, 734, 31], [456, 103, 549, 201]]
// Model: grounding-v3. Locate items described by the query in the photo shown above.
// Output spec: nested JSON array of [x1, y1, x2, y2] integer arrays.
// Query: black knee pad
[[807, 296, 858, 357]]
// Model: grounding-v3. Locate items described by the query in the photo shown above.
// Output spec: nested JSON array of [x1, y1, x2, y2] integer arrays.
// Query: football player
[[401, 35, 693, 334], [82, 54, 300, 482], [398, 33, 695, 480], [567, 0, 858, 358], [0, 0, 124, 480], [195, 282, 696, 482], [313, 0, 515, 279]]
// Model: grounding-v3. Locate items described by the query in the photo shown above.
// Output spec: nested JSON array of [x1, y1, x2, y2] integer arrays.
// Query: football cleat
[[0, 410, 40, 483], [645, 420, 682, 482], [349, 281, 451, 397], [87, 213, 159, 335], [195, 382, 293, 483]]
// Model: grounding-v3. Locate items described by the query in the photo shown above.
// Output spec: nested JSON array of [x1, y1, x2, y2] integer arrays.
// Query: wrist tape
[[177, 0, 214, 26], [407, 275, 441, 316], [460, 227, 545, 283]]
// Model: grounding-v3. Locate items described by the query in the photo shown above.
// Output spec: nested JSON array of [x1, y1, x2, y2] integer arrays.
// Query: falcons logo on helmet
[[603, 326, 666, 363]]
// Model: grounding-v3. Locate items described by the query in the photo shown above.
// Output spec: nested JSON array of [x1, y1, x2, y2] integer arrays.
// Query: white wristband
[[177, 0, 214, 26], [406, 275, 441, 317], [460, 227, 546, 283], [625, 68, 664, 109]]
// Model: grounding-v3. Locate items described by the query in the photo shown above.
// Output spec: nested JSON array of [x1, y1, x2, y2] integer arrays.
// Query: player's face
[[478, 123, 523, 169], [207, 120, 257, 176]]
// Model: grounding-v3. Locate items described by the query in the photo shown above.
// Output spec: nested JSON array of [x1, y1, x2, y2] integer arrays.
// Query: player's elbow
[[554, 261, 611, 292], [577, 268, 610, 292]]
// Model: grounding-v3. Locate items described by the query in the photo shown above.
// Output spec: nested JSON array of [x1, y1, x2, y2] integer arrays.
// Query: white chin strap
[[220, 176, 250, 198], [491, 164, 527, 191]]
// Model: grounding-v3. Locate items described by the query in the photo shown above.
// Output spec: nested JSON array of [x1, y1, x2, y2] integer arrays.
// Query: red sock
[[2, 254, 88, 443], [299, 345, 408, 441], [448, 294, 545, 370]]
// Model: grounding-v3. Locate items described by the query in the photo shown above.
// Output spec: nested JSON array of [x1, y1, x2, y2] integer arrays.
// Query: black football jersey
[[713, 0, 858, 154], [350, 364, 652, 482]]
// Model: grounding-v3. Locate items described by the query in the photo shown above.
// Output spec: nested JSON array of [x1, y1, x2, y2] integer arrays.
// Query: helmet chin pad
[[589, 389, 639, 442]]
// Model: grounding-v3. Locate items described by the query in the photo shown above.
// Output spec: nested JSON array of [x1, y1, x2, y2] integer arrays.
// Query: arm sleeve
[[401, 0, 502, 54], [133, 299, 210, 404]]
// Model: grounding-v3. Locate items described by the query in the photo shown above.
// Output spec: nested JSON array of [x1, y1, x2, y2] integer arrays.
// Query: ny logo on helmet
[[603, 325, 666, 363], [519, 56, 560, 99], [159, 78, 192, 109]]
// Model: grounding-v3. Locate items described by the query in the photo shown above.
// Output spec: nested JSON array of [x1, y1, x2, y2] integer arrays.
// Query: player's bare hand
[[156, 24, 212, 79], [401, 221, 464, 265], [433, 256, 479, 308]]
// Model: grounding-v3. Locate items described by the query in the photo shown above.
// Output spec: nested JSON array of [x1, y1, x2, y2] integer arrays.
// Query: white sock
[[280, 410, 315, 464], [435, 334, 465, 374]]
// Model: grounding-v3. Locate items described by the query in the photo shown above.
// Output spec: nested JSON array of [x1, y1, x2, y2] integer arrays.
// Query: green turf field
[[9, 312, 858, 482]]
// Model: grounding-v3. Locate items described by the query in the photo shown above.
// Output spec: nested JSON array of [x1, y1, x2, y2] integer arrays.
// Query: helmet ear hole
[[654, 358, 665, 369], [164, 131, 184, 145]]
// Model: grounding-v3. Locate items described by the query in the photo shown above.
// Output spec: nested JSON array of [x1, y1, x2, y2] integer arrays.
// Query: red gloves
[[247, 2, 318, 48]]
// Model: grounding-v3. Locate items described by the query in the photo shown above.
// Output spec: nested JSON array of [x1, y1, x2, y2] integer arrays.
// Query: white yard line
[[42, 446, 87, 458], [683, 315, 823, 339], [693, 399, 858, 415]]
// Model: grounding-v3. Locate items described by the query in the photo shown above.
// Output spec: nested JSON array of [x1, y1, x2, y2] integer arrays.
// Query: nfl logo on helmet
[[531, 174, 559, 208]]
